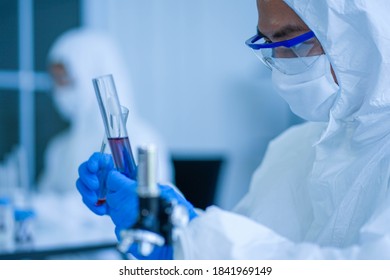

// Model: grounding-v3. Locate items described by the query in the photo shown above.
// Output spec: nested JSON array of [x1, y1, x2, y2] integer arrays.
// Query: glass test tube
[[96, 106, 130, 205], [92, 74, 137, 195]]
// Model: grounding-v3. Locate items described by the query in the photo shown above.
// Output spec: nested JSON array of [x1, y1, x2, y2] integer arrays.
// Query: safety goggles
[[245, 30, 324, 75]]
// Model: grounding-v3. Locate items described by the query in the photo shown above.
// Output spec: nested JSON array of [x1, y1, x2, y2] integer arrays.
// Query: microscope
[[117, 145, 190, 257]]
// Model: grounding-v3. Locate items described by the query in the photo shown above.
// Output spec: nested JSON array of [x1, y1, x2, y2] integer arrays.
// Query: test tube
[[96, 106, 130, 205], [93, 74, 137, 184]]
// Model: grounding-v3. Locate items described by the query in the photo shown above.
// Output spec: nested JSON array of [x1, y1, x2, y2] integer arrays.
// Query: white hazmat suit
[[38, 28, 173, 194], [175, 0, 390, 259]]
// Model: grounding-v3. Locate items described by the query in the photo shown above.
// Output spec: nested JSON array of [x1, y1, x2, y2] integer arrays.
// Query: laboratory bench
[[0, 191, 119, 260], [0, 241, 118, 260]]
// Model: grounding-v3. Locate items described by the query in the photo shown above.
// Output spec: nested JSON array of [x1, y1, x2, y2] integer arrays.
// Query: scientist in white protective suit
[[76, 0, 390, 259], [34, 28, 173, 249]]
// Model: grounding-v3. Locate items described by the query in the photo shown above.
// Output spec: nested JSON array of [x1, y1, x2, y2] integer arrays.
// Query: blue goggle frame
[[245, 31, 316, 50]]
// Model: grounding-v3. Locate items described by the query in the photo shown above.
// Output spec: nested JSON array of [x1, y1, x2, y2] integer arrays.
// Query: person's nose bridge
[[273, 47, 298, 58]]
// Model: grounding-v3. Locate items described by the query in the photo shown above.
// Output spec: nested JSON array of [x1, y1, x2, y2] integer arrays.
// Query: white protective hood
[[47, 28, 138, 123], [175, 0, 390, 259], [38, 28, 173, 193], [290, 0, 390, 141]]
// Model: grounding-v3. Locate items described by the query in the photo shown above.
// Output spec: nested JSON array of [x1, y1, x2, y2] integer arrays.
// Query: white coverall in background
[[175, 0, 390, 259], [38, 28, 173, 194], [32, 29, 173, 252]]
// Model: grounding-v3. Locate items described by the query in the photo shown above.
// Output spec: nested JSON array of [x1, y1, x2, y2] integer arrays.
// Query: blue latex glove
[[107, 171, 198, 229], [76, 152, 139, 223], [107, 170, 198, 259], [76, 152, 114, 215], [76, 152, 197, 259]]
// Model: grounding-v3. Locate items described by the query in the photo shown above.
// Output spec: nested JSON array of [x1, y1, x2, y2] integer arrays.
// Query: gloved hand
[[107, 170, 198, 259], [76, 152, 114, 215], [77, 152, 197, 259], [107, 171, 197, 260], [106, 171, 198, 230]]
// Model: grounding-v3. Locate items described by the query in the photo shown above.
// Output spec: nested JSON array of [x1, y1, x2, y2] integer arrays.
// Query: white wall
[[84, 0, 296, 209]]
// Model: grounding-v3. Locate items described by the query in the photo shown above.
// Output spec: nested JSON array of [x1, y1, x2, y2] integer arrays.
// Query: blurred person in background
[[38, 28, 173, 194], [31, 29, 173, 256]]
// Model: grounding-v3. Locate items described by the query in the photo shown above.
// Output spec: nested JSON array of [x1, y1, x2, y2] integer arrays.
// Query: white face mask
[[53, 86, 81, 122], [271, 55, 339, 122]]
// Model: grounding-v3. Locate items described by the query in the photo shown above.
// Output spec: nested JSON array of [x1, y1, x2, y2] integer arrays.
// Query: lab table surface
[[0, 191, 118, 260]]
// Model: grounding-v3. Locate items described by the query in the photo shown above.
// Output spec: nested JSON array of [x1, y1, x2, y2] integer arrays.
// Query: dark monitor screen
[[172, 157, 224, 210]]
